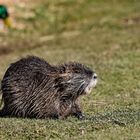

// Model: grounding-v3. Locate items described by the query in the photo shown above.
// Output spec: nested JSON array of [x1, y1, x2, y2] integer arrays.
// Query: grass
[[0, 0, 140, 139]]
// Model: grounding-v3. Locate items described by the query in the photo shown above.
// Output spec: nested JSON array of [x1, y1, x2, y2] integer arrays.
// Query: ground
[[0, 0, 140, 139]]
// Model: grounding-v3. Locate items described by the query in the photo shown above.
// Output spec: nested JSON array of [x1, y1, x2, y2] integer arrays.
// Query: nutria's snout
[[84, 73, 98, 94]]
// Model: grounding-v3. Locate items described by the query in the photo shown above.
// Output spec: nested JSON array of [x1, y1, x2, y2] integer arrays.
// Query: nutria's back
[[0, 56, 97, 119]]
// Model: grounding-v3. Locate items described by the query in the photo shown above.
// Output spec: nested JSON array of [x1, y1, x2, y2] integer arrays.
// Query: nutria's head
[[55, 62, 97, 97]]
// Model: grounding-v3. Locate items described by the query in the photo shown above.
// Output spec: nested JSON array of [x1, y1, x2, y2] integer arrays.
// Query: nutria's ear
[[54, 77, 67, 92], [54, 73, 70, 92], [55, 73, 70, 83]]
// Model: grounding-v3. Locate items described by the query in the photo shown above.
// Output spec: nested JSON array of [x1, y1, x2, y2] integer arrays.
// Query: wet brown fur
[[0, 56, 95, 119]]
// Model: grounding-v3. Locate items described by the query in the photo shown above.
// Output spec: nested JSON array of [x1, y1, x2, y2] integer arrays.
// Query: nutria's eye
[[74, 69, 80, 74]]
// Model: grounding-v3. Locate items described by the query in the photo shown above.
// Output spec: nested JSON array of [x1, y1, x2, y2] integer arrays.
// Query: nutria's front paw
[[78, 113, 85, 120], [74, 111, 85, 120]]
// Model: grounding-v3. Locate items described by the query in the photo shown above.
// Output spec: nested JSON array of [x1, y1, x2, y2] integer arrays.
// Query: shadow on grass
[[87, 108, 140, 127]]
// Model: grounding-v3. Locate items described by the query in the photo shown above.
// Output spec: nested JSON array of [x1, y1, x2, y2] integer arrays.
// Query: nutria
[[0, 56, 97, 119]]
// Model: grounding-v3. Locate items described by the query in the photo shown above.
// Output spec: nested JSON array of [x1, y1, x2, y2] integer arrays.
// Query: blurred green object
[[0, 5, 9, 19], [0, 5, 11, 28]]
